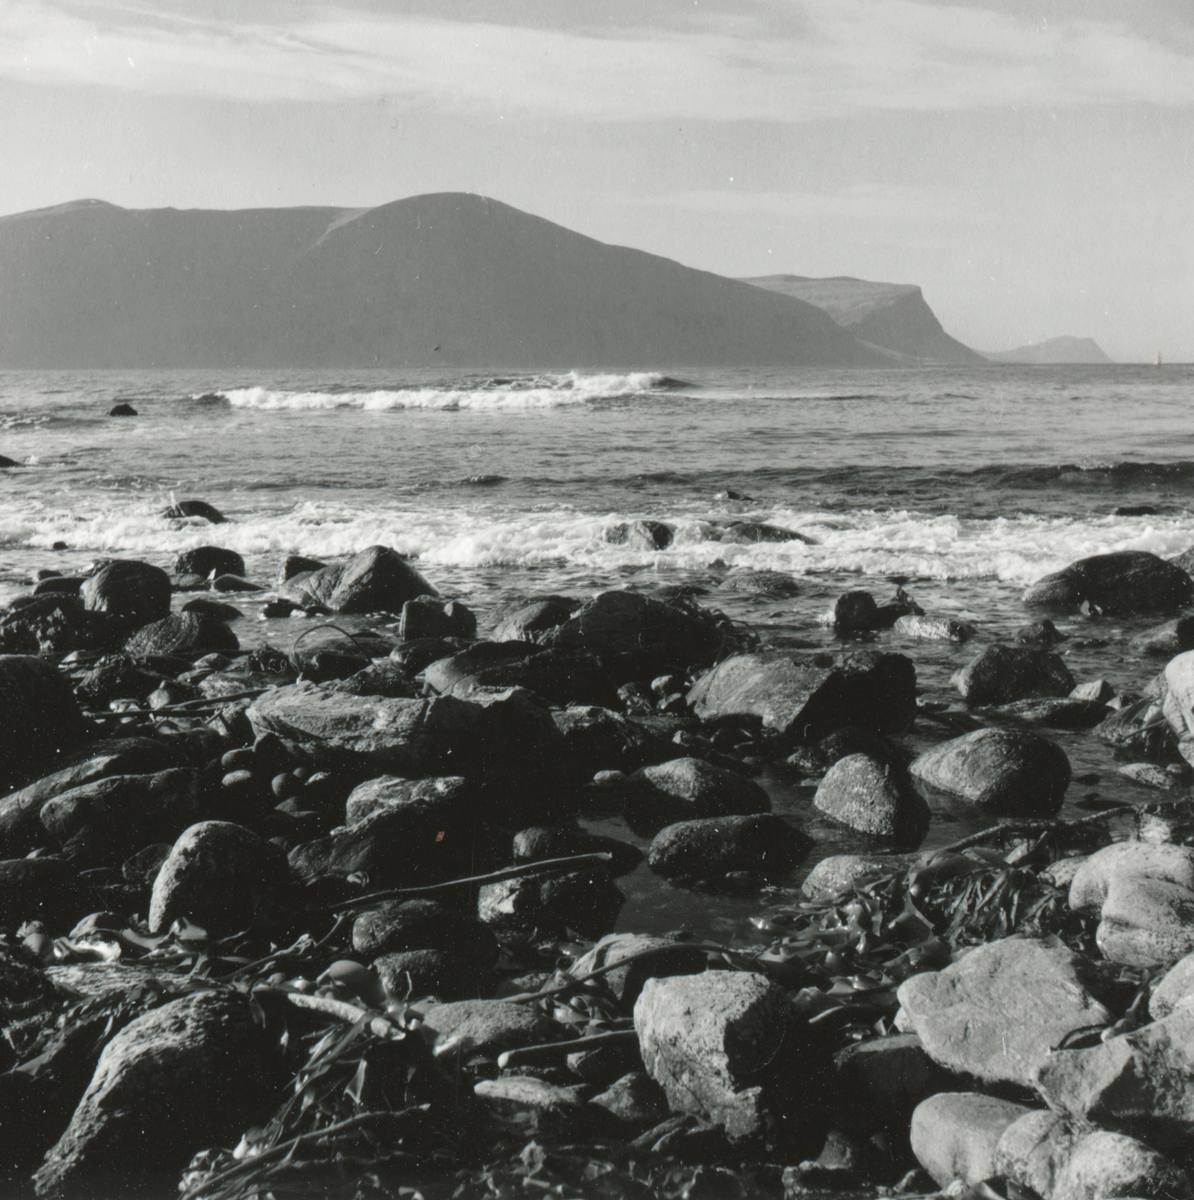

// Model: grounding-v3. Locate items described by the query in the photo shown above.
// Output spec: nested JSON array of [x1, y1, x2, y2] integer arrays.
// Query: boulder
[[423, 641, 542, 691], [80, 560, 172, 629], [896, 937, 1115, 1088], [832, 591, 883, 633], [277, 544, 436, 614], [1054, 1130, 1189, 1200], [993, 1109, 1079, 1200], [179, 597, 242, 622], [1023, 550, 1194, 615], [1069, 842, 1194, 913], [634, 970, 803, 1143], [720, 521, 812, 544], [1130, 615, 1194, 657], [0, 655, 88, 781], [1095, 873, 1194, 968], [687, 649, 917, 741], [74, 653, 164, 704], [621, 757, 770, 837], [569, 933, 707, 1007], [718, 571, 801, 599], [833, 1034, 957, 1133], [910, 728, 1071, 817], [512, 825, 643, 876], [351, 897, 498, 962], [417, 999, 559, 1058], [1036, 1003, 1194, 1153], [551, 705, 674, 776], [399, 595, 475, 641], [952, 644, 1074, 706], [163, 499, 225, 523], [490, 595, 580, 642], [647, 814, 812, 880], [1149, 949, 1194, 1019], [1163, 649, 1194, 737], [801, 854, 889, 900], [148, 820, 289, 934], [32, 991, 270, 1199], [813, 754, 930, 844], [373, 949, 488, 1001], [442, 648, 620, 709], [277, 554, 325, 585], [343, 774, 476, 825], [173, 547, 245, 579], [910, 1092, 1031, 1189], [893, 614, 975, 642], [39, 769, 208, 866], [477, 867, 623, 940], [108, 403, 137, 416], [604, 520, 674, 551], [0, 593, 115, 658], [542, 590, 727, 680], [981, 697, 1110, 729], [123, 611, 239, 658]]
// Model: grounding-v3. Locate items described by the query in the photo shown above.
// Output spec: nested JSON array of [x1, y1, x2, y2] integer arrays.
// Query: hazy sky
[[2, 1, 1191, 361]]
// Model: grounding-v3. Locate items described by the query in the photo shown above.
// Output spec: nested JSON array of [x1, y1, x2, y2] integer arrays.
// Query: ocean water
[[2, 363, 1193, 939]]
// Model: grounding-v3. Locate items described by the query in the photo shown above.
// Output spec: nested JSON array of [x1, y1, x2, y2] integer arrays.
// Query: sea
[[2, 363, 1192, 941]]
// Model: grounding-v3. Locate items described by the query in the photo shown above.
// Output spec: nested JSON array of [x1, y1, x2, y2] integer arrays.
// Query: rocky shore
[[4, 538, 1194, 1199]]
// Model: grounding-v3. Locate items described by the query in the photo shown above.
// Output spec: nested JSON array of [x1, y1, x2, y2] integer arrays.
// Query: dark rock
[[211, 574, 261, 593], [720, 521, 813, 544], [423, 641, 542, 692], [0, 454, 22, 467], [605, 520, 674, 550], [399, 595, 476, 641], [148, 820, 289, 934], [785, 724, 908, 775], [551, 705, 675, 775], [622, 756, 770, 837], [491, 595, 580, 642], [122, 843, 172, 888], [1015, 617, 1067, 644], [569, 933, 707, 1007], [647, 813, 812, 879], [512, 824, 643, 876], [373, 949, 488, 1000], [0, 856, 84, 928], [80, 560, 172, 630], [33, 576, 82, 596], [162, 498, 225, 523], [833, 1033, 957, 1134], [40, 769, 208, 866], [814, 754, 930, 844], [1095, 697, 1176, 763], [910, 1092, 1031, 1190], [979, 696, 1110, 729], [351, 897, 498, 962], [107, 403, 137, 416], [952, 643, 1074, 706], [910, 727, 1071, 816], [833, 591, 882, 632], [179, 597, 243, 622], [687, 649, 917, 742], [590, 1072, 670, 1129], [0, 655, 88, 781], [74, 654, 164, 705], [278, 544, 436, 614], [1130, 615, 1194, 657], [124, 611, 239, 658], [477, 867, 623, 940], [277, 554, 325, 585], [32, 991, 271, 1199], [718, 570, 801, 598], [441, 647, 620, 709], [0, 594, 111, 658], [173, 546, 245, 579], [1115, 503, 1160, 516], [1024, 550, 1194, 615]]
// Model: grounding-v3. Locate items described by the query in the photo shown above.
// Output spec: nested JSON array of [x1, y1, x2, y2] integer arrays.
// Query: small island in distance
[[983, 335, 1114, 364]]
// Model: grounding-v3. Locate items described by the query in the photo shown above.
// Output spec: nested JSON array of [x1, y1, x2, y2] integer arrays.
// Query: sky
[[1, 0, 1191, 361]]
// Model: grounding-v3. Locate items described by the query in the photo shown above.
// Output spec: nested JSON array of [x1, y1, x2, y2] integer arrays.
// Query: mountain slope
[[0, 194, 882, 369], [984, 336, 1113, 364], [741, 275, 984, 365]]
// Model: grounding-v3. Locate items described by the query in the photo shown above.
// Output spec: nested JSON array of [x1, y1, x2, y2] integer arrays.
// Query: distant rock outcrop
[[741, 275, 984, 365], [0, 195, 883, 369], [984, 336, 1113, 364]]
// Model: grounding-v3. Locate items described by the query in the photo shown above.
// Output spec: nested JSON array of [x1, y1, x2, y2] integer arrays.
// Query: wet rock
[[351, 897, 498, 962], [542, 590, 727, 680], [687, 649, 917, 741], [0, 857, 83, 928], [490, 595, 580, 642], [590, 1071, 671, 1129], [163, 499, 225, 523], [333, 659, 419, 698], [1016, 618, 1067, 644], [952, 643, 1074, 706], [720, 521, 813, 544], [1070, 678, 1115, 704], [910, 1092, 1031, 1189], [813, 754, 930, 844], [801, 854, 889, 899], [474, 1077, 587, 1138], [832, 591, 883, 632], [277, 554, 325, 585], [0, 594, 110, 658], [211, 574, 261, 593], [32, 990, 270, 1199], [1036, 1003, 1194, 1153], [443, 647, 620, 709], [622, 757, 770, 837], [896, 937, 1115, 1088], [785, 725, 908, 775], [604, 520, 674, 551], [373, 949, 488, 1001], [74, 653, 165, 704], [179, 597, 242, 622], [477, 867, 623, 940], [417, 998, 559, 1058], [833, 1034, 957, 1134], [634, 970, 799, 1143], [1095, 697, 1177, 763], [123, 611, 239, 658], [107, 403, 137, 416], [893, 614, 975, 642], [122, 842, 172, 888], [33, 576, 82, 596], [647, 813, 812, 880], [718, 570, 800, 598], [399, 595, 476, 641], [0, 454, 19, 467], [512, 825, 643, 876], [278, 544, 436, 614], [1118, 761, 1183, 790], [979, 696, 1110, 729], [1024, 550, 1194, 615], [148, 820, 289, 934], [569, 933, 707, 1007], [0, 655, 89, 781], [80, 560, 172, 631], [173, 547, 245, 579], [551, 705, 674, 775], [1130, 615, 1194, 657], [40, 770, 207, 866], [423, 641, 541, 691], [910, 727, 1071, 817]]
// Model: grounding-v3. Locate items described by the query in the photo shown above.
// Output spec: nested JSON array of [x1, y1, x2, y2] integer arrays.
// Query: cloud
[[2, 0, 1193, 118]]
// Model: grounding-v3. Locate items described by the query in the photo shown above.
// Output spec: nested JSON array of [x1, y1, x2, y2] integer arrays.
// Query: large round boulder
[[647, 813, 813, 880], [80, 560, 172, 629], [123, 611, 238, 658], [1023, 550, 1194, 615], [173, 546, 245, 579], [951, 643, 1074, 706], [813, 754, 930, 844]]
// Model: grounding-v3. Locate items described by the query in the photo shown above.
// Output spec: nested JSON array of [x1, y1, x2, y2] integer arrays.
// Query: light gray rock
[[569, 933, 707, 1007], [1096, 872, 1194, 968], [801, 854, 890, 899], [477, 867, 623, 940], [952, 644, 1074, 706], [1117, 762, 1183, 791], [343, 774, 475, 825], [896, 937, 1114, 1088], [1149, 949, 1194, 1019], [622, 756, 770, 837], [813, 754, 930, 844], [647, 813, 813, 879], [893, 614, 975, 642], [910, 1092, 1031, 1189], [1053, 1130, 1190, 1200], [634, 970, 791, 1142], [909, 727, 1071, 817], [473, 1076, 587, 1138], [32, 991, 270, 1199], [1069, 842, 1194, 914], [993, 1109, 1080, 1200], [417, 999, 559, 1058], [1164, 649, 1194, 736]]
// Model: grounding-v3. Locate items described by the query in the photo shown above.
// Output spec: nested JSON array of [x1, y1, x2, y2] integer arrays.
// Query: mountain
[[984, 336, 1113, 364], [0, 194, 884, 369], [740, 275, 984, 365]]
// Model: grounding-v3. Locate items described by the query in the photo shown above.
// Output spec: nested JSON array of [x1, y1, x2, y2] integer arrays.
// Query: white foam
[[218, 372, 672, 412]]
